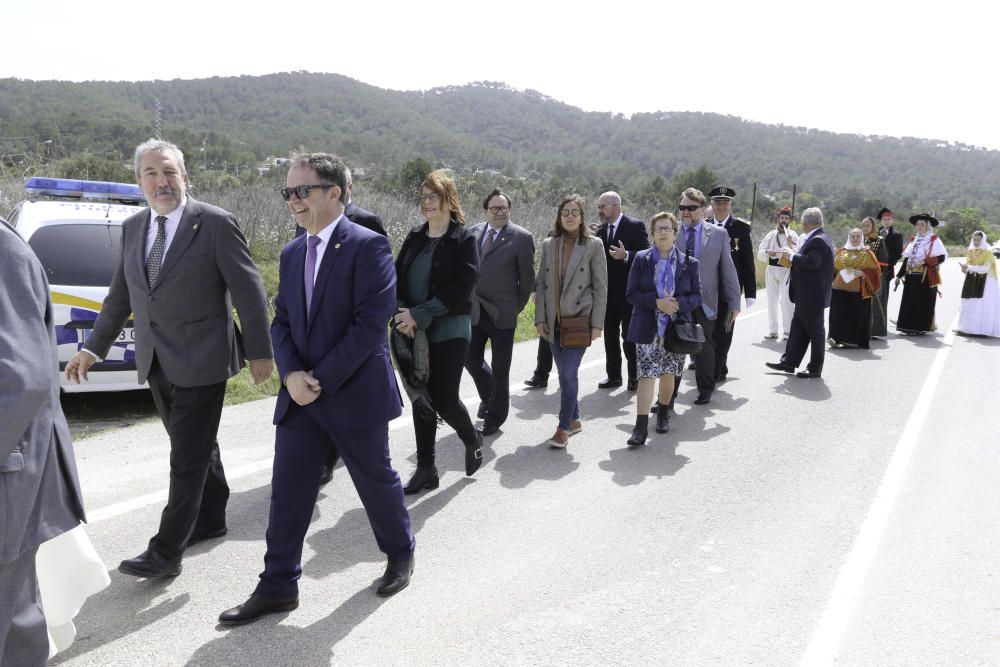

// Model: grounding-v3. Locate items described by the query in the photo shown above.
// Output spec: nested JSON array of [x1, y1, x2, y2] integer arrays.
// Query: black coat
[[880, 225, 904, 268], [294, 201, 387, 238], [597, 213, 649, 306], [395, 219, 479, 315], [719, 216, 756, 299]]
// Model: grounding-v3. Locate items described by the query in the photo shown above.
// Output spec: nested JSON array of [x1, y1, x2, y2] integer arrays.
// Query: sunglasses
[[281, 184, 333, 201], [560, 209, 582, 218], [678, 204, 702, 212]]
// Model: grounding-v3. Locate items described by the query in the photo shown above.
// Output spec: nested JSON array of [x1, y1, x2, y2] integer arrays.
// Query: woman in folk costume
[[861, 216, 890, 337], [756, 205, 798, 339], [894, 213, 948, 335], [955, 230, 1000, 337], [829, 227, 882, 348]]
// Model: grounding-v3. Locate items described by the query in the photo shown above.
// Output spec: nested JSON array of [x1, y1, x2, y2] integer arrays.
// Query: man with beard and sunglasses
[[669, 188, 740, 407], [64, 139, 273, 579]]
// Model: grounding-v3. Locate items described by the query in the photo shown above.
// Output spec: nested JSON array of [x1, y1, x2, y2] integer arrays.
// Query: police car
[[7, 177, 148, 393]]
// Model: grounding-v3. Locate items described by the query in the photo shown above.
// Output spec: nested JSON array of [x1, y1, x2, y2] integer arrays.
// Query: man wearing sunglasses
[[594, 191, 649, 391], [220, 153, 413, 626], [64, 139, 273, 579], [707, 186, 756, 383], [294, 165, 386, 486], [465, 189, 536, 436], [670, 188, 741, 407]]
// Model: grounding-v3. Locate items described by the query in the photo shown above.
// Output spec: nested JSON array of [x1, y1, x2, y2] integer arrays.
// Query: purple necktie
[[304, 235, 321, 312], [686, 226, 696, 256]]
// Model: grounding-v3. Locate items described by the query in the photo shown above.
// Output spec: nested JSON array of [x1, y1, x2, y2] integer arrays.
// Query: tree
[[939, 207, 989, 245], [398, 157, 433, 194], [670, 165, 718, 202]]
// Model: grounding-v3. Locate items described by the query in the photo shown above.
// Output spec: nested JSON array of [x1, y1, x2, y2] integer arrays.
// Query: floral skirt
[[636, 336, 685, 378]]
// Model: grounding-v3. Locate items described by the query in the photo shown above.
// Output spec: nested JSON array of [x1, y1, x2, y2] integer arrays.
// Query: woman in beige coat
[[534, 194, 608, 448]]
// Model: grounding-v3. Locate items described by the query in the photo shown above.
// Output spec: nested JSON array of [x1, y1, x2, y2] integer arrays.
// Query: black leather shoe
[[465, 430, 484, 476], [477, 401, 488, 420], [524, 375, 548, 388], [694, 394, 711, 405], [649, 403, 658, 414], [796, 370, 822, 379], [598, 378, 623, 389], [627, 425, 648, 447], [119, 549, 182, 578], [626, 378, 638, 391], [403, 466, 439, 495], [218, 593, 299, 626], [376, 555, 414, 597], [765, 361, 796, 373], [187, 525, 228, 548], [715, 373, 727, 383], [655, 406, 670, 433], [318, 465, 333, 486], [480, 420, 501, 436]]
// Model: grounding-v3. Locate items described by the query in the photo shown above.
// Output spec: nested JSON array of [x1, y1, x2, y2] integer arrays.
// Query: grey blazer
[[534, 235, 608, 343], [685, 221, 741, 319], [86, 197, 273, 387], [469, 221, 536, 329], [1, 221, 85, 565]]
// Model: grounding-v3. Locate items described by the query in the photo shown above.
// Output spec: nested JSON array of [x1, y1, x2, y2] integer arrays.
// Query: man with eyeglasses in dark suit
[[465, 189, 535, 435]]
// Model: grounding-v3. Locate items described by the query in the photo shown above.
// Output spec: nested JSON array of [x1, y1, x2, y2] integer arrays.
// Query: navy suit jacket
[[271, 218, 402, 427], [625, 247, 702, 344], [789, 228, 835, 311]]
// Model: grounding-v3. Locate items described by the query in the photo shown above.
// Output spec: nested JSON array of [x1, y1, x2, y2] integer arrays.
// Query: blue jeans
[[548, 340, 586, 431]]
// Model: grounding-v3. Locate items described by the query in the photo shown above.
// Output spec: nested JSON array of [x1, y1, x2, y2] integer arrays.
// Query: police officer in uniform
[[708, 186, 755, 382]]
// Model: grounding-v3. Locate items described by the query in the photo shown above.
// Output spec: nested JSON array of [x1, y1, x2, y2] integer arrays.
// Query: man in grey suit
[[1, 219, 86, 666], [64, 139, 273, 578], [671, 187, 741, 406], [465, 189, 536, 435]]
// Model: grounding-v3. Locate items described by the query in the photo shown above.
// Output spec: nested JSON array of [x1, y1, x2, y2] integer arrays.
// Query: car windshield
[[28, 223, 122, 286]]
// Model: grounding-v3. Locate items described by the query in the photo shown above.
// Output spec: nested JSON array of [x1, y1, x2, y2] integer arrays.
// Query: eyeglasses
[[678, 204, 702, 212], [281, 184, 334, 201], [560, 209, 582, 218], [596, 204, 618, 210], [653, 225, 674, 233], [488, 206, 509, 214], [417, 193, 440, 203]]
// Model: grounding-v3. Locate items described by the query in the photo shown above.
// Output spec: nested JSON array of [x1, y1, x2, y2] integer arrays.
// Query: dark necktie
[[686, 226, 696, 256], [481, 228, 497, 256], [304, 235, 321, 312], [146, 215, 167, 287], [608, 224, 616, 243]]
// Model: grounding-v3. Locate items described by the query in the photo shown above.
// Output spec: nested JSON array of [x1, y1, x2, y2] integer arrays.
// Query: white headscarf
[[843, 228, 866, 250], [968, 230, 989, 250]]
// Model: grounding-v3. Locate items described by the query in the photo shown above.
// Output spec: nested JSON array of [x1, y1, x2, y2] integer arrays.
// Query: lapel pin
[[192, 223, 200, 230], [335, 243, 342, 249]]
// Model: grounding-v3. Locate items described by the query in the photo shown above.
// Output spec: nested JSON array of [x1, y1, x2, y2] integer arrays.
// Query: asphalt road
[[50, 260, 999, 666]]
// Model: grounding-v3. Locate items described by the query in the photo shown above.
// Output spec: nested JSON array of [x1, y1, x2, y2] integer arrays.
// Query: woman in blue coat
[[625, 212, 703, 446]]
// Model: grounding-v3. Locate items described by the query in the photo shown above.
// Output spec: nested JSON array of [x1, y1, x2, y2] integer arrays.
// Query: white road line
[[799, 317, 959, 666], [86, 356, 608, 525]]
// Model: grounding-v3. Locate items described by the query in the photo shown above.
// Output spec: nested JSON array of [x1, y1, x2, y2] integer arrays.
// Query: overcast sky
[[3, 0, 995, 150]]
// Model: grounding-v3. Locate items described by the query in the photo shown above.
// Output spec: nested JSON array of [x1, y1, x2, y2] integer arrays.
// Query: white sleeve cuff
[[81, 348, 100, 361]]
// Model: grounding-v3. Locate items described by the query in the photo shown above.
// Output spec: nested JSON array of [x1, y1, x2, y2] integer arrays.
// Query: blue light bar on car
[[25, 177, 146, 203]]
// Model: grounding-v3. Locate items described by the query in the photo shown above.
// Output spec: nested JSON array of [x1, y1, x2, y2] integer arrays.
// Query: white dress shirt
[[144, 196, 187, 263], [305, 214, 343, 286]]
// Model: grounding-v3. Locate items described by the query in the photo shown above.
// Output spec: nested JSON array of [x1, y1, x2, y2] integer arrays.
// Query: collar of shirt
[[713, 215, 730, 227], [607, 213, 624, 235], [305, 214, 343, 283], [800, 227, 821, 244], [145, 196, 187, 261], [484, 223, 506, 244]]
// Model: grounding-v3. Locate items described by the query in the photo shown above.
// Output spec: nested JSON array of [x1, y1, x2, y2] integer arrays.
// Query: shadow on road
[[187, 586, 388, 667], [493, 444, 581, 489], [598, 442, 690, 486], [50, 572, 190, 665], [772, 376, 833, 401]]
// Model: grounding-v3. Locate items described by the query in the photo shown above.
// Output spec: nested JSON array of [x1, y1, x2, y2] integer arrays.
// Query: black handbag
[[663, 318, 704, 355], [662, 250, 704, 354]]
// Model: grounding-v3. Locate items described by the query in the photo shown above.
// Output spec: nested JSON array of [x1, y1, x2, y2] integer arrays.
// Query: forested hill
[[2, 72, 999, 219]]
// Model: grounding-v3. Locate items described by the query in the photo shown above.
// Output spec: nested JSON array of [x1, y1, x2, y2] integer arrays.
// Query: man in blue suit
[[765, 207, 835, 379], [220, 153, 414, 625]]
